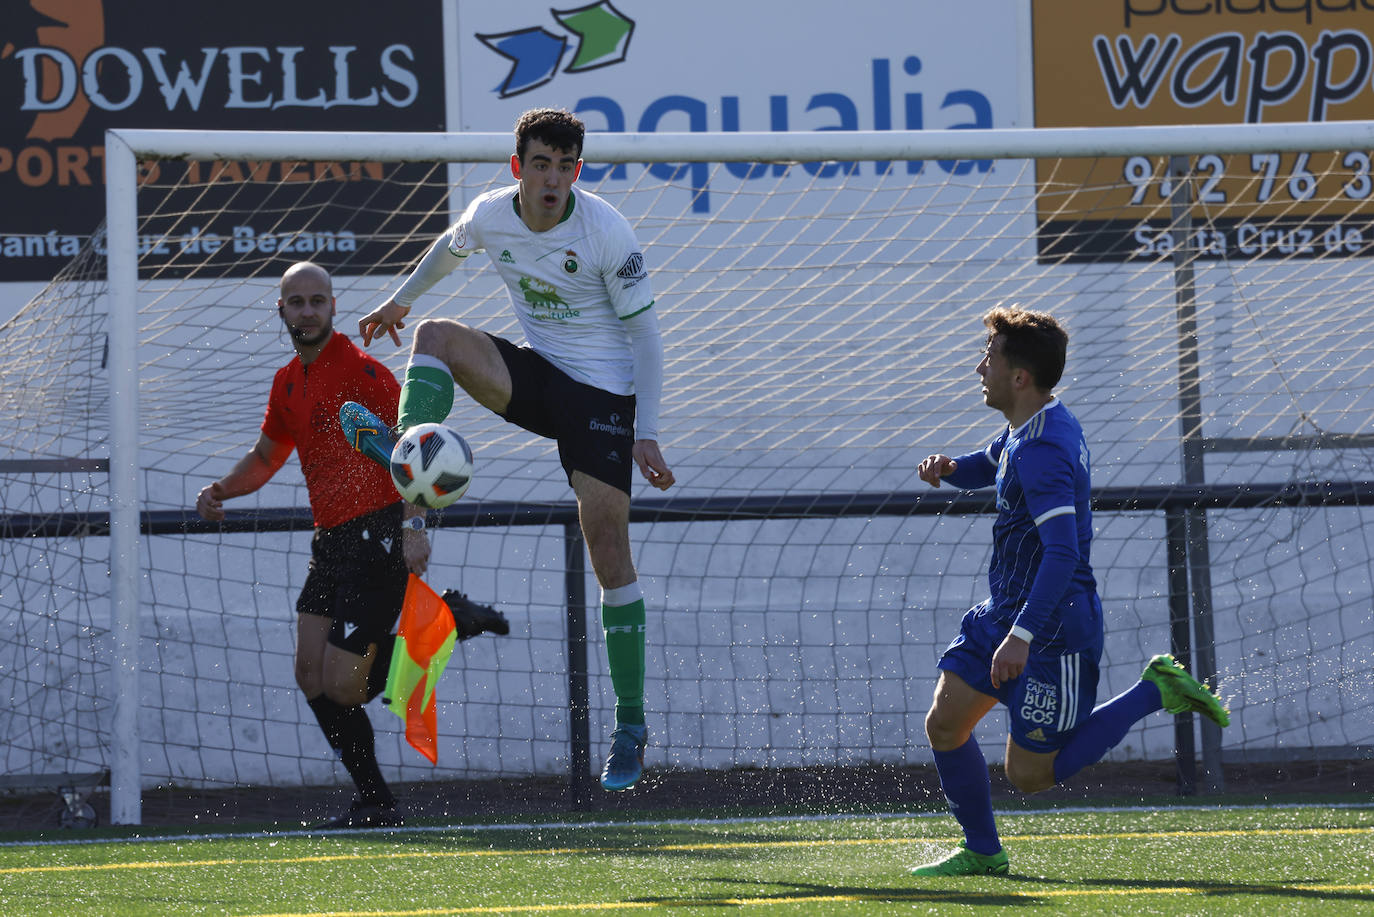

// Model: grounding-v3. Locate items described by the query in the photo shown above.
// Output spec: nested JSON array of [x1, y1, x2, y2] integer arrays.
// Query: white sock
[[602, 581, 643, 607], [406, 353, 452, 376]]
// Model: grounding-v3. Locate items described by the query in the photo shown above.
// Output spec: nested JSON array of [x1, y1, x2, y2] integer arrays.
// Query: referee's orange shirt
[[262, 332, 402, 530]]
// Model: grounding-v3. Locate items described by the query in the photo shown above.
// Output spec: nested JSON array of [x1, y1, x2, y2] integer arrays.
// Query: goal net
[[3, 123, 1373, 824]]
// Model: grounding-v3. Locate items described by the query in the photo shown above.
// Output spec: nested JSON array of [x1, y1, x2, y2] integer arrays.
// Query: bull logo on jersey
[[518, 275, 580, 321], [519, 275, 567, 307]]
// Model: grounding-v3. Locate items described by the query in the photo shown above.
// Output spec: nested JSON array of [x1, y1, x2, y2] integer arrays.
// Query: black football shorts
[[489, 333, 636, 496], [297, 501, 407, 655]]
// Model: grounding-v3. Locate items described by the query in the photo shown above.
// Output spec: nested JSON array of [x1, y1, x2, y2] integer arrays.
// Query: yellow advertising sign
[[1031, 0, 1374, 260]]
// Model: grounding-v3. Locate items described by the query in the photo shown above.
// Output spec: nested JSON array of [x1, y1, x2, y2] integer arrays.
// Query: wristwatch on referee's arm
[[402, 514, 426, 533]]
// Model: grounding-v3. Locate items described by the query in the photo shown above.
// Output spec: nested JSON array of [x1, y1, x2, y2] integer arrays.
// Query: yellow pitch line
[[656, 824, 1372, 852], [0, 847, 601, 876], [245, 883, 1374, 917], [0, 824, 1368, 877]]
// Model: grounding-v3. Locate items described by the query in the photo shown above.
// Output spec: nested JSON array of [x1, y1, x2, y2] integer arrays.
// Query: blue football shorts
[[937, 599, 1103, 754]]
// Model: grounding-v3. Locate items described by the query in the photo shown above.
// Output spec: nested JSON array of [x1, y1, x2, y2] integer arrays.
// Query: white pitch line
[[0, 800, 1369, 849]]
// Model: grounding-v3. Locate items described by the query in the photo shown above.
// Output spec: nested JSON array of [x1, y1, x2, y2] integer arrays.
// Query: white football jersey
[[443, 185, 654, 396]]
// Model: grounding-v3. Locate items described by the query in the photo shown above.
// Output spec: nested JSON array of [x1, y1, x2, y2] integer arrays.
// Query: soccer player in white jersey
[[909, 306, 1228, 877], [351, 108, 673, 792]]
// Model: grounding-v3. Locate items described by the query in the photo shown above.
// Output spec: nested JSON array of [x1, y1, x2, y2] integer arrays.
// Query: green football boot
[[1142, 654, 1230, 727], [909, 842, 1009, 877]]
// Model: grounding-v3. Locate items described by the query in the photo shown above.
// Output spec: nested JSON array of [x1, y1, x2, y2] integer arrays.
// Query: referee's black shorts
[[297, 501, 407, 655]]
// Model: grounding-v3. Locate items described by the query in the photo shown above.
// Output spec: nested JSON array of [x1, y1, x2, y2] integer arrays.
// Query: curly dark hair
[[983, 305, 1069, 391], [514, 108, 585, 163]]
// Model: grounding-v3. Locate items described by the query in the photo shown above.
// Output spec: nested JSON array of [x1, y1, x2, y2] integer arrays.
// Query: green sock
[[602, 598, 646, 726], [397, 364, 455, 430]]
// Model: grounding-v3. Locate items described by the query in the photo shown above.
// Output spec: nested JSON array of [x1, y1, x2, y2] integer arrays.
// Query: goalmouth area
[[1, 122, 1372, 827]]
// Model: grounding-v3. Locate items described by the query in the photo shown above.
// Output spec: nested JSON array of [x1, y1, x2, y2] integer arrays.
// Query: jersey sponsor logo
[[343, 622, 358, 639], [589, 412, 632, 437], [519, 275, 567, 307], [518, 276, 581, 321], [476, 1, 635, 98], [499, 248, 515, 263], [616, 251, 647, 287], [1020, 676, 1059, 726]]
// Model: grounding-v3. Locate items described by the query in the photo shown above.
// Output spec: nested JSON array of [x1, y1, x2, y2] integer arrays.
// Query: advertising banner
[[453, 1, 1025, 218], [1, 0, 447, 280], [1032, 0, 1374, 262]]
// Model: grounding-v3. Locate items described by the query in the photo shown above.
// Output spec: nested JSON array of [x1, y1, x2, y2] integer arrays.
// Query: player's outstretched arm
[[633, 439, 675, 491], [195, 481, 231, 521], [363, 230, 469, 346], [917, 453, 958, 487], [195, 433, 292, 520], [358, 298, 411, 347]]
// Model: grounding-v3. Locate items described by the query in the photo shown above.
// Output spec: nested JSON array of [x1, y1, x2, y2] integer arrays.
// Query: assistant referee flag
[[384, 574, 457, 764]]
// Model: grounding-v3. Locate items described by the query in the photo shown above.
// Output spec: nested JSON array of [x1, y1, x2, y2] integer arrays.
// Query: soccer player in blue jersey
[[909, 306, 1228, 877]]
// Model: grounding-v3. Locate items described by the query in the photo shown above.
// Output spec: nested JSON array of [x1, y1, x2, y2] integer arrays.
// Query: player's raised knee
[[411, 316, 457, 352], [414, 318, 493, 374]]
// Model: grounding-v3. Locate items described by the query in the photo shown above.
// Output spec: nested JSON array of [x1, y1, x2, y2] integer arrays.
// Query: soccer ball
[[389, 423, 473, 508]]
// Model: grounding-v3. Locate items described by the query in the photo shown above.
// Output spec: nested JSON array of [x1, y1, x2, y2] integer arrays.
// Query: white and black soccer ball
[[389, 423, 473, 508]]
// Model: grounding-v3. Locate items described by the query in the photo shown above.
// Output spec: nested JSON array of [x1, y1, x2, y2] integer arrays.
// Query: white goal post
[[83, 120, 1374, 825]]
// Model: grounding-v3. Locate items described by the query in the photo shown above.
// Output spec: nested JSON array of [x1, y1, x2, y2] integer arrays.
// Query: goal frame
[[103, 120, 1374, 825]]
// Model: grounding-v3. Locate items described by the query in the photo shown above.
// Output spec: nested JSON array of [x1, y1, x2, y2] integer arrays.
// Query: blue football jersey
[[949, 399, 1099, 649]]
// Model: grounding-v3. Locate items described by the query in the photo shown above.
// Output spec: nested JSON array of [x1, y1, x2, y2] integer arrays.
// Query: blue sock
[[1053, 680, 1163, 784], [933, 737, 1001, 856]]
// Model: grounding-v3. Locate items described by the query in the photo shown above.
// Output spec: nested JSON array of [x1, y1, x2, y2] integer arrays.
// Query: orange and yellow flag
[[384, 574, 457, 764]]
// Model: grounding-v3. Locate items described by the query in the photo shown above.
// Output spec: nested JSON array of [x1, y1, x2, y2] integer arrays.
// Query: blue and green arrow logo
[[477, 1, 635, 98]]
